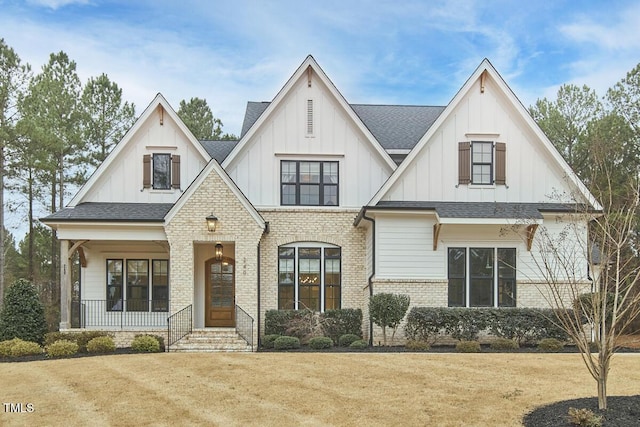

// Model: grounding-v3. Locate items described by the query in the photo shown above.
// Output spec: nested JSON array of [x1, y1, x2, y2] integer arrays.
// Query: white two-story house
[[42, 56, 601, 350]]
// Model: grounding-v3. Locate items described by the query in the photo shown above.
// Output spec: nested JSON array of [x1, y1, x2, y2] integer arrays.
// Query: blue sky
[[2, 0, 640, 137]]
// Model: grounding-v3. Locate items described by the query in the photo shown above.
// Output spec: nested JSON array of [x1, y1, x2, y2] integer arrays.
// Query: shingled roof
[[239, 101, 445, 151], [354, 201, 593, 225], [199, 140, 239, 163], [41, 202, 173, 222]]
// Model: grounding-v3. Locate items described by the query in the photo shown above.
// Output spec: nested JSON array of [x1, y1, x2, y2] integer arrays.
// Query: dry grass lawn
[[1, 352, 639, 426]]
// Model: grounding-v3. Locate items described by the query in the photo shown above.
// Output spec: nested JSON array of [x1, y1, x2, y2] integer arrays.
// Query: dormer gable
[[367, 59, 602, 211], [69, 94, 211, 207]]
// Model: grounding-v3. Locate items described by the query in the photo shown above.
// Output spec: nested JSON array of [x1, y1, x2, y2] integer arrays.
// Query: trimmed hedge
[[264, 308, 362, 343], [0, 338, 42, 357], [538, 338, 564, 352], [86, 336, 116, 353], [135, 334, 165, 352], [490, 338, 519, 350], [405, 340, 431, 351], [131, 335, 161, 353], [47, 340, 79, 358], [405, 307, 572, 344], [262, 334, 281, 349], [273, 336, 300, 350], [456, 340, 481, 353], [338, 334, 361, 347], [309, 336, 333, 350], [349, 339, 368, 350], [44, 331, 112, 353]]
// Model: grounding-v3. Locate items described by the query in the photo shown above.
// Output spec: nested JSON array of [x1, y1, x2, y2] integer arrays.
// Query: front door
[[205, 257, 235, 327]]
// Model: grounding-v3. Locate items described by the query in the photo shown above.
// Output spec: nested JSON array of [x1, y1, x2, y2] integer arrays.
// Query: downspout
[[361, 212, 376, 347], [257, 242, 261, 350]]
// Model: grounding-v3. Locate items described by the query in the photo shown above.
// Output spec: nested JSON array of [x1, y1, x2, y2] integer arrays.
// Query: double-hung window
[[278, 244, 341, 311], [458, 141, 506, 185], [447, 247, 516, 307], [281, 161, 339, 206]]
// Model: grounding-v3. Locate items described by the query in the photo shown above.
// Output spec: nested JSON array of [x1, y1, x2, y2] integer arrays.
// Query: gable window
[[447, 247, 516, 307], [278, 244, 341, 311], [458, 141, 506, 185], [143, 154, 181, 190], [281, 160, 339, 206]]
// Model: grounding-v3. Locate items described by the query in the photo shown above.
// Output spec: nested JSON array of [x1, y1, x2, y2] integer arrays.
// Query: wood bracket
[[433, 223, 442, 251], [480, 70, 486, 93], [69, 240, 89, 267], [526, 224, 538, 251], [307, 66, 312, 88]]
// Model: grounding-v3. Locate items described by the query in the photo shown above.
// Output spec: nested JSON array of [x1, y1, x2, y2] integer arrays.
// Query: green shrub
[[46, 340, 79, 358], [86, 336, 116, 353], [0, 338, 22, 357], [0, 338, 43, 357], [135, 334, 165, 352], [405, 307, 447, 345], [131, 335, 161, 352], [338, 333, 361, 347], [309, 336, 333, 350], [567, 407, 603, 427], [405, 340, 431, 351], [45, 331, 112, 353], [538, 338, 564, 352], [349, 339, 368, 350], [273, 336, 300, 350], [321, 309, 363, 343], [10, 339, 43, 357], [490, 338, 519, 350], [369, 293, 410, 346], [264, 310, 299, 336], [455, 340, 481, 353], [0, 279, 47, 344], [262, 334, 281, 349]]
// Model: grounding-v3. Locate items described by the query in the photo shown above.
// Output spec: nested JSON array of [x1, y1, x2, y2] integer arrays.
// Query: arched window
[[278, 243, 341, 311]]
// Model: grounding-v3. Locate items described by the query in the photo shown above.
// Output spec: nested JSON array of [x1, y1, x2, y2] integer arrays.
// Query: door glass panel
[[209, 261, 233, 308]]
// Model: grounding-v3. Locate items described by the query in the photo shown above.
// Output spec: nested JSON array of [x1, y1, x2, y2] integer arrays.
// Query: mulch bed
[[523, 395, 640, 426]]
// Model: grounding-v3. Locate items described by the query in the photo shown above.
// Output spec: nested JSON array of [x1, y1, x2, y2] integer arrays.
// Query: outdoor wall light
[[215, 243, 223, 261], [206, 214, 218, 232]]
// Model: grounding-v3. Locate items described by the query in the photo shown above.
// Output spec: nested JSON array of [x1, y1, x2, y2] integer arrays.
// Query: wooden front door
[[205, 257, 235, 327]]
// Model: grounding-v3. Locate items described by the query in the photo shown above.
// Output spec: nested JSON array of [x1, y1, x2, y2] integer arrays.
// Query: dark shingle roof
[[240, 101, 445, 150], [351, 104, 445, 150], [199, 140, 239, 163], [41, 202, 173, 222], [373, 201, 587, 219]]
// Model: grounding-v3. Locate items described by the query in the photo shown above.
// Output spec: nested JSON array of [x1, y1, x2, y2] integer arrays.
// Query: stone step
[[169, 329, 252, 352]]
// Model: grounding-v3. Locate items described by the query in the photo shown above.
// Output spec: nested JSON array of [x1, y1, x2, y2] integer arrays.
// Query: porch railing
[[235, 304, 254, 351], [72, 299, 168, 328], [167, 305, 193, 351]]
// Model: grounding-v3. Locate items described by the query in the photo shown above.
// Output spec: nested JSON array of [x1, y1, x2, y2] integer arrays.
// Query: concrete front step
[[170, 328, 252, 352]]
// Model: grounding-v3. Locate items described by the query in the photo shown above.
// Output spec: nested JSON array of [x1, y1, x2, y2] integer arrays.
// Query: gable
[[370, 60, 601, 210], [223, 56, 397, 208], [70, 94, 211, 206]]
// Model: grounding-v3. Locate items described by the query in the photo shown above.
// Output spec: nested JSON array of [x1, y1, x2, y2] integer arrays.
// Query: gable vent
[[307, 99, 313, 135]]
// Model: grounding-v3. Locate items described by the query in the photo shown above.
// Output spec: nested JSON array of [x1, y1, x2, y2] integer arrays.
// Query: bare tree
[[525, 180, 640, 410]]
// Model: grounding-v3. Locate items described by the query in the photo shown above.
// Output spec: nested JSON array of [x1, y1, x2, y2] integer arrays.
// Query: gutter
[[360, 209, 376, 347]]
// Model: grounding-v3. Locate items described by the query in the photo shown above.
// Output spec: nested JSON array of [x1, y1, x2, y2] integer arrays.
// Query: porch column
[[59, 240, 71, 329]]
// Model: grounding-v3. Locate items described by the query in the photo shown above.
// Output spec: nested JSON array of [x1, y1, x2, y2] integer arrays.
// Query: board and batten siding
[[80, 243, 169, 301], [382, 72, 578, 204], [375, 214, 443, 279], [224, 71, 393, 208], [80, 111, 208, 204]]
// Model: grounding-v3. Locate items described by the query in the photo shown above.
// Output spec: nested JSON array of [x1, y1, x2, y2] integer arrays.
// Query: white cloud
[[26, 0, 91, 9]]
